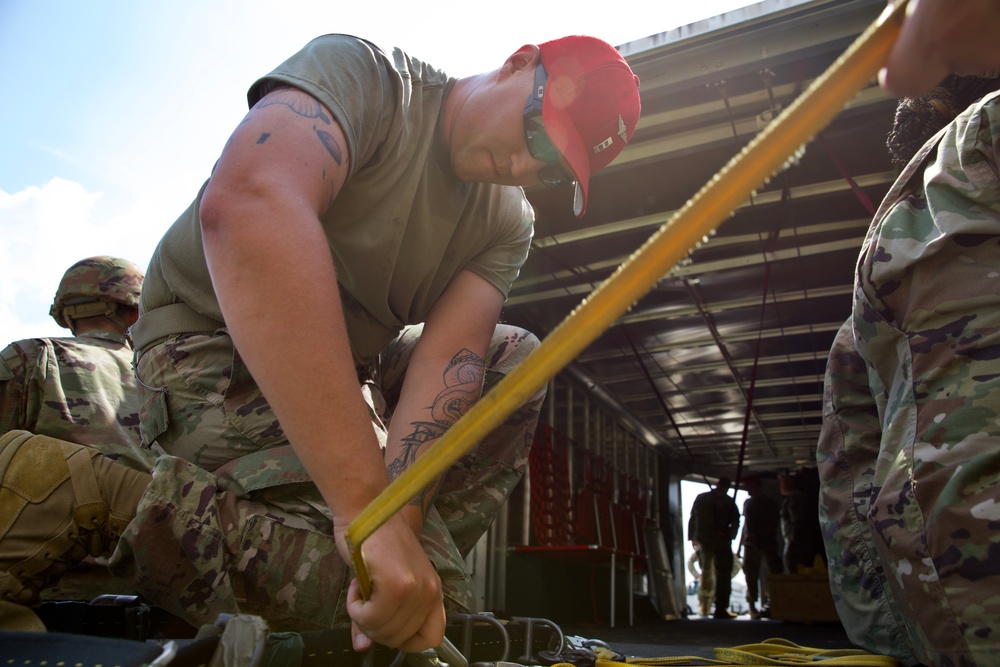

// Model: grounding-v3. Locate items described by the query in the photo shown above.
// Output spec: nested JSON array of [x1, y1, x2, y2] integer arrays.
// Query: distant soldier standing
[[740, 476, 782, 618], [688, 477, 740, 618]]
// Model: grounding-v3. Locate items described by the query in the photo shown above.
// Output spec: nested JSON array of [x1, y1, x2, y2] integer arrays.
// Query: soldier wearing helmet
[[49, 256, 143, 335], [0, 256, 152, 470], [0, 257, 154, 612]]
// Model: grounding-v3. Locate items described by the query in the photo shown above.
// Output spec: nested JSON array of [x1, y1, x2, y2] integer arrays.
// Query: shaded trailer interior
[[477, 0, 898, 645]]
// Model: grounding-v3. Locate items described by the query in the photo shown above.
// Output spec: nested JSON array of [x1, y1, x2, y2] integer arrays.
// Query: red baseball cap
[[539, 35, 641, 218]]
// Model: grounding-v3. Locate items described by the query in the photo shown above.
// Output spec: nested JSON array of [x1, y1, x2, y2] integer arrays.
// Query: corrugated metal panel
[[503, 0, 893, 477]]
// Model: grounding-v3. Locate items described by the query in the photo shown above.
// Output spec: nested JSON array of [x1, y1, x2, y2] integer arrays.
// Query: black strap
[[0, 631, 164, 667], [36, 599, 196, 641], [31, 601, 564, 667]]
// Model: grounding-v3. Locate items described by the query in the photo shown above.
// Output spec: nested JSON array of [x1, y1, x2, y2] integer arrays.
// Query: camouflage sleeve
[[817, 320, 917, 662], [0, 341, 39, 434], [846, 93, 1000, 665]]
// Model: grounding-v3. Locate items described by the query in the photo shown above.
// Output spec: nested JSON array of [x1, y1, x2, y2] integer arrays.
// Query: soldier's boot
[[0, 430, 151, 607]]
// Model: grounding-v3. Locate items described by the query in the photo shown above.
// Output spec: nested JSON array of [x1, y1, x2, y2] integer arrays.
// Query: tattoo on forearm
[[386, 349, 486, 508], [256, 133, 270, 144]]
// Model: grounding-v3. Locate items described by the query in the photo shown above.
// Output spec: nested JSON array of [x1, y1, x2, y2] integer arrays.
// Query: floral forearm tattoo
[[386, 348, 485, 509]]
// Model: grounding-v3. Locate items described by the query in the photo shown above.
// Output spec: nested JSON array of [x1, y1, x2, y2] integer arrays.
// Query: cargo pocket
[[421, 508, 474, 613], [136, 369, 169, 448], [231, 513, 349, 630], [221, 345, 287, 450]]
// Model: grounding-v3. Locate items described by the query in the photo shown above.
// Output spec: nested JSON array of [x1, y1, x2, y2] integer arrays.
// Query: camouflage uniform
[[0, 330, 156, 600], [0, 331, 153, 471], [0, 255, 150, 471], [110, 322, 543, 630], [0, 256, 155, 602], [818, 91, 1000, 665], [817, 321, 916, 662]]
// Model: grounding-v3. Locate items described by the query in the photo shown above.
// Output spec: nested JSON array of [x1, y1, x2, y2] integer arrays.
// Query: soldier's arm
[[880, 0, 1000, 96], [688, 497, 700, 540], [380, 270, 504, 535], [0, 342, 34, 433], [199, 86, 444, 654]]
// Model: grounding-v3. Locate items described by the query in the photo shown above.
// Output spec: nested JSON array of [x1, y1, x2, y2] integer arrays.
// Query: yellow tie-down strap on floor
[[346, 0, 910, 596], [579, 640, 901, 666]]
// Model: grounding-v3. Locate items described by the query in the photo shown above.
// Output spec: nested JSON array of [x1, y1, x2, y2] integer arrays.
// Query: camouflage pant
[[742, 540, 781, 605], [111, 323, 543, 630], [695, 541, 732, 610]]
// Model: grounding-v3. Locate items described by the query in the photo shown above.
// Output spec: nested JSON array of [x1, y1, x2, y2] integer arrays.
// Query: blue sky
[[0, 0, 757, 343]]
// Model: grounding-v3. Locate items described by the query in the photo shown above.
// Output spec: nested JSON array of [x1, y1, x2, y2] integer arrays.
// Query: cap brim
[[542, 92, 590, 218]]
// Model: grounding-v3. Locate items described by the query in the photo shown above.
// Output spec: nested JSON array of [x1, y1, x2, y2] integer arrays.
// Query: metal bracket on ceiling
[[757, 68, 784, 129]]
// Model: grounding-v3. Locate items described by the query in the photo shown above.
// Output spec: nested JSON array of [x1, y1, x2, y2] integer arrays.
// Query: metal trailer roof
[[505, 0, 895, 481]]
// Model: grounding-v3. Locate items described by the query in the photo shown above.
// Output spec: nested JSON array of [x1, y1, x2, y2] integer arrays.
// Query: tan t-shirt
[[142, 34, 534, 364]]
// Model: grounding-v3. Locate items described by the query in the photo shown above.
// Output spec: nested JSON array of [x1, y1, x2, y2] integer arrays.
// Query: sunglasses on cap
[[523, 62, 575, 188]]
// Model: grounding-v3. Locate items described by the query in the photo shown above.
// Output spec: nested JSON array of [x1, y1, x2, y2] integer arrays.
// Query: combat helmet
[[50, 256, 144, 332]]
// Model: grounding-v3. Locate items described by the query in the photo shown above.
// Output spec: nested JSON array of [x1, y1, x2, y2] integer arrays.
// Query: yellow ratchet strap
[[569, 640, 901, 666], [346, 0, 910, 597]]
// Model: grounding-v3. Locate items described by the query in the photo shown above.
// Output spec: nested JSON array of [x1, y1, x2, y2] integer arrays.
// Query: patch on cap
[[538, 35, 642, 218]]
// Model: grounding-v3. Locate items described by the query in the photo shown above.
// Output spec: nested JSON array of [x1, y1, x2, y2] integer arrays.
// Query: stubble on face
[[446, 68, 535, 186]]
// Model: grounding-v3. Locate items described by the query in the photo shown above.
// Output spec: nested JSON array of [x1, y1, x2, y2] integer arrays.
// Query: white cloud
[[0, 178, 163, 344], [0, 0, 759, 349]]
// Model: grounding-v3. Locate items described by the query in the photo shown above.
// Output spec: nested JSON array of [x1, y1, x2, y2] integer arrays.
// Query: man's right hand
[[343, 513, 446, 654]]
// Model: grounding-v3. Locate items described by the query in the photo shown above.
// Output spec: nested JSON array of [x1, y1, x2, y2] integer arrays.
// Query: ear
[[501, 44, 540, 76]]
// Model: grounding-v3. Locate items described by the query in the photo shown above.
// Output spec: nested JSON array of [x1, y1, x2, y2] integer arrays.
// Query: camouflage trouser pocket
[[422, 507, 474, 613], [137, 384, 169, 449], [231, 513, 349, 630]]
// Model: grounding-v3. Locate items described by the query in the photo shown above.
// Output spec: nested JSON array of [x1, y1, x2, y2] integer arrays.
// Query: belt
[[129, 302, 225, 357], [129, 304, 373, 381]]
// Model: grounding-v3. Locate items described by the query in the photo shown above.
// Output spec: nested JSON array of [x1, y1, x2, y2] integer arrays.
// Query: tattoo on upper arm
[[315, 128, 343, 164], [253, 88, 344, 167], [257, 133, 270, 144], [386, 348, 486, 508], [255, 88, 332, 124]]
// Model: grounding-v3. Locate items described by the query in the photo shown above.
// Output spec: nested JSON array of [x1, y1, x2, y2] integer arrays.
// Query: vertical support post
[[612, 423, 619, 503], [566, 382, 574, 502], [488, 505, 509, 611], [546, 377, 556, 427]]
